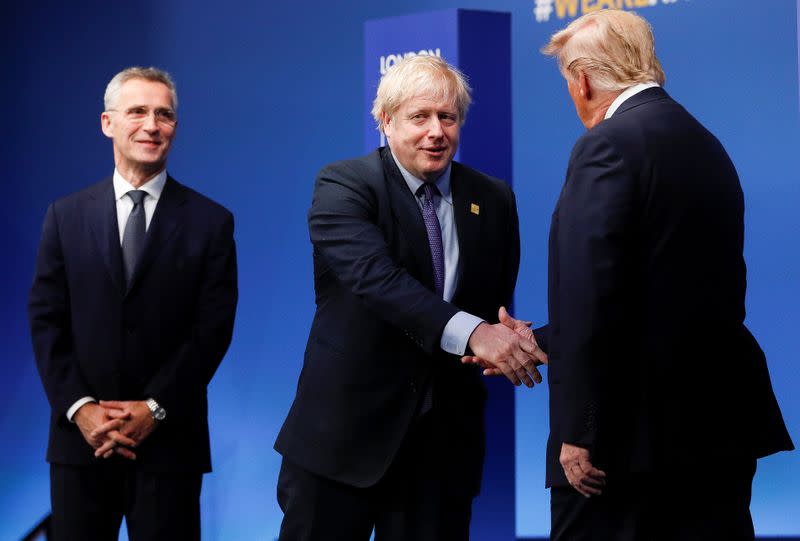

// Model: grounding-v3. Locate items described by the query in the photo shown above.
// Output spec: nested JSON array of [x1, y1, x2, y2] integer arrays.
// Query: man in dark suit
[[484, 9, 793, 540], [274, 55, 546, 540], [28, 66, 237, 540]]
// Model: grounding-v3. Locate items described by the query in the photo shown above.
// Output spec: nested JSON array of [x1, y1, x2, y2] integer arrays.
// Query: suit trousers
[[277, 410, 473, 541], [50, 458, 202, 541], [550, 459, 757, 541]]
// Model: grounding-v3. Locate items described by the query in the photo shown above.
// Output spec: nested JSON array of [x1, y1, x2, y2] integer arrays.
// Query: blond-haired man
[[274, 55, 545, 540], [506, 9, 792, 540]]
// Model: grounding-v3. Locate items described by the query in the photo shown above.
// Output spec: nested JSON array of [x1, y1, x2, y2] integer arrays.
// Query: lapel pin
[[470, 203, 480, 215]]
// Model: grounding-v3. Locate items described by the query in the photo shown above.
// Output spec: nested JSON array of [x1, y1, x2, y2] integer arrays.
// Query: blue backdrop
[[3, 1, 798, 539]]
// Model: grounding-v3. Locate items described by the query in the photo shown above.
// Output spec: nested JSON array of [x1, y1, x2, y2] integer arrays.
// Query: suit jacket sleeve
[[308, 162, 459, 355], [142, 211, 238, 422], [556, 131, 636, 448], [28, 203, 93, 418]]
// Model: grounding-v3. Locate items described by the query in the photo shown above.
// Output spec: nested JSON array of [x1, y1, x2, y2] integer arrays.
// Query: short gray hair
[[371, 55, 472, 133], [542, 9, 665, 92], [103, 66, 178, 111]]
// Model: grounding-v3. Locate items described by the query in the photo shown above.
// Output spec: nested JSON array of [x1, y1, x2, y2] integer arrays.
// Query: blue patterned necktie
[[122, 190, 147, 286], [418, 183, 445, 297], [417, 182, 444, 415]]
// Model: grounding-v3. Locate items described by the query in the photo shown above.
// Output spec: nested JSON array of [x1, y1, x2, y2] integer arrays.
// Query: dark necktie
[[418, 183, 445, 297], [417, 182, 444, 415], [122, 190, 147, 286]]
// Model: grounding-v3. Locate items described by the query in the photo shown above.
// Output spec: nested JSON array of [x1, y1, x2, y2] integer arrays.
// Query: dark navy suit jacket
[[539, 87, 793, 487], [29, 176, 238, 473], [275, 147, 520, 495]]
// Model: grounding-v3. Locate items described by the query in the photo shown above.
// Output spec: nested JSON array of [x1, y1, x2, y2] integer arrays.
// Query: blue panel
[[456, 10, 516, 541], [364, 9, 459, 152]]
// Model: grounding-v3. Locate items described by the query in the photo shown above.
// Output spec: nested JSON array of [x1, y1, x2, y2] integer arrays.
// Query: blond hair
[[542, 9, 665, 92], [371, 55, 472, 133]]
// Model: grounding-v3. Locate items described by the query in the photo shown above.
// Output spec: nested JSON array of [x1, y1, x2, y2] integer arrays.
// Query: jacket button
[[410, 382, 417, 393]]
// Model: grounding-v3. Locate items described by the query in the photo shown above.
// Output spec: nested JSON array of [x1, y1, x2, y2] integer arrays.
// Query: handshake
[[463, 307, 548, 388]]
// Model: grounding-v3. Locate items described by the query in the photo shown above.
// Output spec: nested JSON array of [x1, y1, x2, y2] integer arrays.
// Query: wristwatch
[[146, 398, 166, 421]]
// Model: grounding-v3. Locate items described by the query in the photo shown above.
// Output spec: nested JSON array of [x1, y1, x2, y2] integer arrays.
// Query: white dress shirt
[[605, 81, 660, 119], [66, 169, 167, 421]]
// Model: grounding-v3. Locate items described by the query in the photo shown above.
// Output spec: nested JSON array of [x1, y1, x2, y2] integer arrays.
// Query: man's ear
[[381, 111, 393, 137], [578, 71, 591, 101], [100, 112, 113, 138]]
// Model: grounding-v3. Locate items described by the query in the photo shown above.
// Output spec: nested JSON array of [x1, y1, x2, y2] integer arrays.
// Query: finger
[[482, 368, 504, 377], [95, 439, 116, 457], [115, 447, 137, 460], [511, 351, 535, 388], [516, 327, 535, 342], [519, 357, 543, 384], [563, 466, 593, 498], [496, 360, 521, 386], [100, 400, 130, 410], [529, 365, 543, 384], [573, 470, 605, 495], [461, 356, 485, 366], [573, 460, 606, 495], [109, 430, 138, 448], [519, 339, 549, 365], [498, 306, 512, 327], [577, 456, 607, 479], [91, 418, 125, 438], [105, 409, 132, 420], [103, 449, 114, 459], [576, 479, 603, 496], [99, 400, 126, 407]]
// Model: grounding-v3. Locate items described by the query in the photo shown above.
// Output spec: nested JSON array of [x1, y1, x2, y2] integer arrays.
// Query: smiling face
[[382, 94, 460, 181], [101, 78, 176, 185]]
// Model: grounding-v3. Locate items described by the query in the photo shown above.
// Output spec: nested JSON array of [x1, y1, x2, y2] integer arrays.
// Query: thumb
[[498, 306, 511, 326]]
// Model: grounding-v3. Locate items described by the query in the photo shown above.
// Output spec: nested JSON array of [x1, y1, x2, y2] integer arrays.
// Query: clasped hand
[[73, 400, 158, 460], [462, 307, 548, 387]]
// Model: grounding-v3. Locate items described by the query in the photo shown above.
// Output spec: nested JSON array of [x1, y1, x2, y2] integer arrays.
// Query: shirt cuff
[[66, 397, 96, 422], [440, 311, 484, 355]]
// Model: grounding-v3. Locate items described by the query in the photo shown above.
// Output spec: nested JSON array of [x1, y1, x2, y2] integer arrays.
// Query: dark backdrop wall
[[3, 1, 798, 539]]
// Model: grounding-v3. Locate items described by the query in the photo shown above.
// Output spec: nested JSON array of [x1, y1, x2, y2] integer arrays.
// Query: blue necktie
[[419, 183, 445, 297], [122, 190, 147, 286], [417, 182, 444, 414]]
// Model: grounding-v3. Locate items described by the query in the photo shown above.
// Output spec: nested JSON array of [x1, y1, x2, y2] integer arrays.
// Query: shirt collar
[[113, 168, 167, 202], [605, 82, 660, 120], [389, 148, 453, 204]]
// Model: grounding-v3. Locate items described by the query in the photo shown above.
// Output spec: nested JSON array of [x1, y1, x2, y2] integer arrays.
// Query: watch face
[[154, 408, 166, 421]]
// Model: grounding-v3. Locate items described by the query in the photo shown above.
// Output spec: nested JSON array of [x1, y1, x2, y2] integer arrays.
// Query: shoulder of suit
[[451, 160, 512, 197], [166, 176, 233, 219], [318, 148, 382, 181], [50, 177, 112, 210]]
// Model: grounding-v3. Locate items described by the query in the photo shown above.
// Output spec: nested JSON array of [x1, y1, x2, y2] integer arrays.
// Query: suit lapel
[[126, 176, 185, 295], [451, 163, 483, 302], [381, 148, 436, 289], [87, 179, 125, 293]]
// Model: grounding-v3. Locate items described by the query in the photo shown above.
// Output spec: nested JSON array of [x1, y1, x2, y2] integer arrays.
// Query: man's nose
[[427, 117, 444, 138], [142, 112, 159, 131]]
